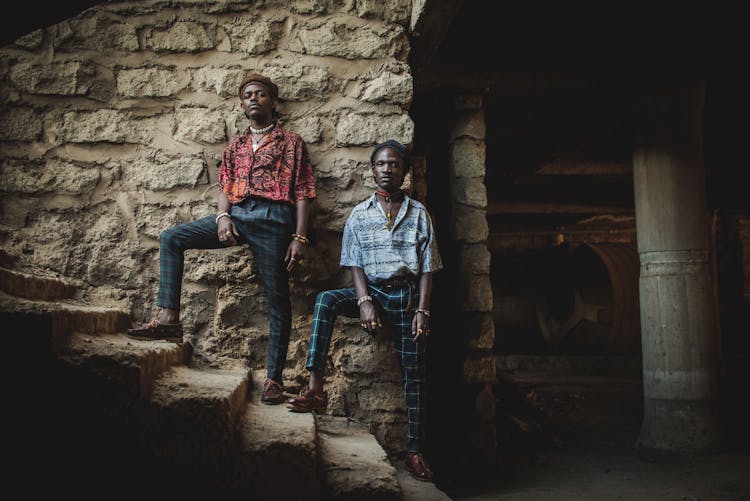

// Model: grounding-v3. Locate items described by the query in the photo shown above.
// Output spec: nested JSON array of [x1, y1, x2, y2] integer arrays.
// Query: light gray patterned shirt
[[340, 193, 443, 283]]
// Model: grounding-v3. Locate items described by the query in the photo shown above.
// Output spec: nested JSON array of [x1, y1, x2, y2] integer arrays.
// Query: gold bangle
[[292, 233, 309, 244], [357, 295, 373, 306]]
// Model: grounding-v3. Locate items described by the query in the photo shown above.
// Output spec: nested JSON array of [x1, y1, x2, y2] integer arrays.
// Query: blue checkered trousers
[[305, 282, 427, 453], [157, 197, 294, 382]]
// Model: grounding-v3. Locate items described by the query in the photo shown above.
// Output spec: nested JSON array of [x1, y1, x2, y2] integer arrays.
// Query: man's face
[[240, 83, 275, 122], [371, 147, 406, 192]]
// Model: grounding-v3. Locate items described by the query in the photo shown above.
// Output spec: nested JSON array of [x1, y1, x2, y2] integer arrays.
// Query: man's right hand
[[218, 218, 239, 246], [359, 301, 381, 335]]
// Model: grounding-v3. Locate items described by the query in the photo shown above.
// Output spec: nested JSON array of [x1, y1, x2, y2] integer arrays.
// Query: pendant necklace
[[375, 189, 403, 230], [251, 133, 266, 152], [250, 122, 274, 152]]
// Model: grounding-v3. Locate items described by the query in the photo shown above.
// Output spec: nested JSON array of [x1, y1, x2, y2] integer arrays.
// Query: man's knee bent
[[159, 226, 183, 250], [316, 290, 340, 309]]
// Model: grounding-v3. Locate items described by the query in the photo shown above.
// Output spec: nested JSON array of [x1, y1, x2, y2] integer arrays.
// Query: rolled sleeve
[[293, 140, 316, 201], [339, 216, 362, 268], [420, 212, 443, 273]]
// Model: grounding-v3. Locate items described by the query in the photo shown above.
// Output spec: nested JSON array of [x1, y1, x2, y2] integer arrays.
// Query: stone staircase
[[1, 265, 451, 500]]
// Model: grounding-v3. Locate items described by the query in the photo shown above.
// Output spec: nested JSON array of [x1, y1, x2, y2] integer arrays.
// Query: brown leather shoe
[[286, 386, 327, 413], [405, 453, 434, 482], [261, 378, 285, 405]]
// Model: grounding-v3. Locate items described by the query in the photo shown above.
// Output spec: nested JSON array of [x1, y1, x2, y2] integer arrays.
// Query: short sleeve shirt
[[218, 124, 316, 204], [340, 193, 442, 283]]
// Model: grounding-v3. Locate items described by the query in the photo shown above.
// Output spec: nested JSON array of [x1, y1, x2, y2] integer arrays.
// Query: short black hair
[[370, 140, 412, 170]]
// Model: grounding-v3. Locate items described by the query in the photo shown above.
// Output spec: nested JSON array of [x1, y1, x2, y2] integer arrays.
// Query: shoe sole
[[407, 472, 434, 482], [127, 333, 183, 344], [286, 403, 326, 413], [261, 397, 286, 405]]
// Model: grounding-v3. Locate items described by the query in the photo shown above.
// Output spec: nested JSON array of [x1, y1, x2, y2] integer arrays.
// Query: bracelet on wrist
[[216, 212, 231, 224], [415, 308, 430, 317], [357, 295, 373, 307], [292, 233, 309, 244]]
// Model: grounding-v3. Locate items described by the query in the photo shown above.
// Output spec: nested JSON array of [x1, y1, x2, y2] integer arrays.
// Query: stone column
[[632, 82, 721, 451], [449, 95, 496, 459]]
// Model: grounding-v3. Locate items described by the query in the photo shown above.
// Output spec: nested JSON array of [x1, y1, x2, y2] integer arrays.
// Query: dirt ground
[[445, 436, 750, 500], [436, 368, 750, 500]]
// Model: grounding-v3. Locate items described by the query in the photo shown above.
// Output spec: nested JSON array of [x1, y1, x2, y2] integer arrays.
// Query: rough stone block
[[459, 273, 493, 312], [451, 112, 486, 142], [464, 353, 496, 384], [451, 204, 488, 243], [451, 177, 487, 209], [0, 107, 41, 141]]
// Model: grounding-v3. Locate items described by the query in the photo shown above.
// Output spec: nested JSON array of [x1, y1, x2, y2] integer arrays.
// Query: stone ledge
[[317, 414, 401, 500], [61, 332, 189, 399], [0, 267, 80, 301], [234, 371, 318, 499]]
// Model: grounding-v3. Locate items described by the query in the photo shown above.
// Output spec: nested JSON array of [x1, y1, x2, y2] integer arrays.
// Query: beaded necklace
[[250, 122, 274, 152], [249, 122, 275, 134]]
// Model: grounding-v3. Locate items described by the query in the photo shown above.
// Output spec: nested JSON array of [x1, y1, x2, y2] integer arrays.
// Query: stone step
[[60, 332, 190, 399], [0, 290, 131, 353], [150, 364, 249, 436], [151, 366, 248, 460], [316, 415, 401, 500], [46, 351, 251, 495], [395, 464, 453, 501], [232, 371, 318, 498], [145, 365, 250, 487], [0, 266, 80, 301]]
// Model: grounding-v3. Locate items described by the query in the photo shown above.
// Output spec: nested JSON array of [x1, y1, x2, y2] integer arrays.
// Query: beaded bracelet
[[415, 308, 431, 317], [357, 295, 373, 306], [215, 212, 231, 224], [292, 233, 309, 244]]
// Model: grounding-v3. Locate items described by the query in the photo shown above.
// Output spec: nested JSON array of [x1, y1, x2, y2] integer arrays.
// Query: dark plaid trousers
[[305, 283, 427, 453], [157, 197, 294, 382]]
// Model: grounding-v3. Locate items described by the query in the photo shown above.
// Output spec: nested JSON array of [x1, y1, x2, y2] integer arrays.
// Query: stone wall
[[0, 0, 417, 455], [448, 94, 496, 459]]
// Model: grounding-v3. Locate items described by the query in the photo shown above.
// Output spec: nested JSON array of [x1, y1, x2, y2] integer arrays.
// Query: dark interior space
[[409, 0, 749, 491]]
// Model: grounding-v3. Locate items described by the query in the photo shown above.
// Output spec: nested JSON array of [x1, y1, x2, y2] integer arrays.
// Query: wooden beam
[[414, 68, 595, 94], [534, 160, 632, 176], [486, 201, 634, 216]]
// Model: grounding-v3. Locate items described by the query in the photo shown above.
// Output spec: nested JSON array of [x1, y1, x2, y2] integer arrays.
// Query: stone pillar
[[632, 82, 721, 451], [449, 94, 496, 459]]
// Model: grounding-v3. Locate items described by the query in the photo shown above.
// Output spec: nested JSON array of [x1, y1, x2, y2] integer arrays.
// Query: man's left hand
[[285, 239, 305, 271], [411, 313, 430, 342]]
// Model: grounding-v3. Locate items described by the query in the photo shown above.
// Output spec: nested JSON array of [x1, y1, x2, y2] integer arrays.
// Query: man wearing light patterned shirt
[[287, 140, 442, 483]]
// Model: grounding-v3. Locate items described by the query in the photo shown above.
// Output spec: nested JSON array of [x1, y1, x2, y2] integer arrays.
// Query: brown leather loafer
[[261, 378, 285, 405], [405, 452, 434, 482], [286, 386, 327, 413]]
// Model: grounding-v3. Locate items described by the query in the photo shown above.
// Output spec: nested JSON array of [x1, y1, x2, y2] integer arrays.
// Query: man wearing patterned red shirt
[[129, 73, 316, 405]]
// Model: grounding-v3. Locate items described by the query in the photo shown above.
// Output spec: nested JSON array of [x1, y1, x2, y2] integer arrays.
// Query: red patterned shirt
[[218, 124, 316, 204]]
